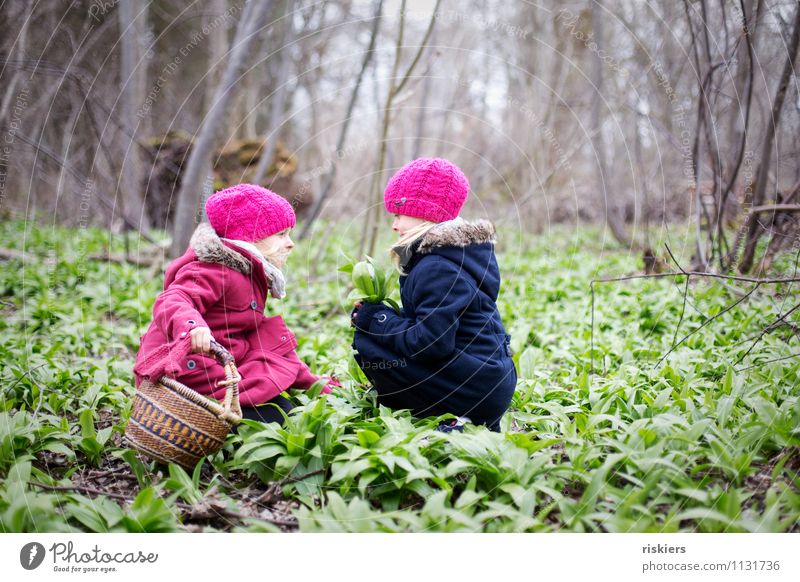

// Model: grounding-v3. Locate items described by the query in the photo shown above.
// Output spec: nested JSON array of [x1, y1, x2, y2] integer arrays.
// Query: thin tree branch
[[299, 0, 384, 240], [736, 351, 800, 373], [655, 282, 762, 367], [593, 272, 800, 285], [735, 301, 800, 365], [29, 481, 298, 528]]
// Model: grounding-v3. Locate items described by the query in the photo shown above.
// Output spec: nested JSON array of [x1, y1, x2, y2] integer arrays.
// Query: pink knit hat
[[383, 158, 470, 223], [205, 184, 296, 242]]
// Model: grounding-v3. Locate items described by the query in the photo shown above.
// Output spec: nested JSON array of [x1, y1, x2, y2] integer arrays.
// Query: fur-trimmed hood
[[189, 223, 286, 299], [190, 223, 253, 274], [404, 218, 501, 301], [417, 218, 496, 254]]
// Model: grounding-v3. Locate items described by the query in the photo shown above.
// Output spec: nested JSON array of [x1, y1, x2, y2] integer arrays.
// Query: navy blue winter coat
[[353, 219, 517, 430]]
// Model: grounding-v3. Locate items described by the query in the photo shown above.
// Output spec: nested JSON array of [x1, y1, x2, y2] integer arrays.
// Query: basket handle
[[209, 339, 242, 424], [209, 339, 235, 366]]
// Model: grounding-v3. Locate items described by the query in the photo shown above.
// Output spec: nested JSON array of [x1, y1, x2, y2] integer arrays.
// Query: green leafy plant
[[340, 256, 401, 312], [0, 219, 798, 532]]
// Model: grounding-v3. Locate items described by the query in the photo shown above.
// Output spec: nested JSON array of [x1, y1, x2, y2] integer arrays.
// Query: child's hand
[[350, 301, 364, 328], [319, 375, 341, 394], [189, 326, 214, 354]]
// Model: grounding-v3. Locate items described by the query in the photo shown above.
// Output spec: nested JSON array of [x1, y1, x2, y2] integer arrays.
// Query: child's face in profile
[[254, 228, 294, 268], [392, 214, 426, 237]]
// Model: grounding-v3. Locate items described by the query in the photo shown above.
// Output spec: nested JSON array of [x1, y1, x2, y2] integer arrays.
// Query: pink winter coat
[[134, 223, 327, 406]]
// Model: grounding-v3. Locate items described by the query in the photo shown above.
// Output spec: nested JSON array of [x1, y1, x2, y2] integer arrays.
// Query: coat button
[[281, 335, 287, 341], [180, 332, 187, 338], [187, 319, 196, 325], [250, 300, 258, 310], [377, 313, 388, 323], [187, 359, 196, 370]]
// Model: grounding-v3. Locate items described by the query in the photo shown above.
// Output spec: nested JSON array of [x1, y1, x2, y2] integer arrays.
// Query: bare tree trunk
[[298, 0, 384, 239], [118, 0, 151, 232], [204, 0, 229, 114], [0, 2, 31, 121], [171, 0, 272, 258], [739, 1, 800, 273], [591, 0, 636, 249], [359, 0, 407, 259], [253, 0, 296, 185], [682, 0, 716, 268], [718, 0, 758, 270], [363, 0, 442, 258], [634, 107, 650, 249], [411, 28, 435, 160], [242, 72, 259, 139], [55, 104, 81, 210]]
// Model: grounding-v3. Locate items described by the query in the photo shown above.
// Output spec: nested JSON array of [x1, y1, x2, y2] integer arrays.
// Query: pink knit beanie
[[383, 158, 470, 223], [205, 184, 296, 242]]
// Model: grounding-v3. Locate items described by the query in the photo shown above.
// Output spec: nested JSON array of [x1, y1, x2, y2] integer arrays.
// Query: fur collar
[[189, 223, 286, 298], [417, 218, 496, 254], [190, 223, 252, 274]]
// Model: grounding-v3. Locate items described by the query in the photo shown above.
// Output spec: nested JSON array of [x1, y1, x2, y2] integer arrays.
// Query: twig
[[655, 282, 762, 367], [663, 244, 693, 348], [28, 481, 298, 528], [254, 467, 327, 504], [663, 244, 687, 274], [283, 467, 325, 484], [735, 301, 800, 365], [5, 362, 48, 393], [30, 481, 130, 502], [750, 204, 800, 213], [593, 271, 800, 285], [671, 276, 692, 351], [83, 468, 138, 483], [736, 351, 800, 373]]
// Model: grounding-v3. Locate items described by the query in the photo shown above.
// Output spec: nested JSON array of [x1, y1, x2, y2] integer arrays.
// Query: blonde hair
[[256, 235, 290, 269], [389, 220, 437, 274]]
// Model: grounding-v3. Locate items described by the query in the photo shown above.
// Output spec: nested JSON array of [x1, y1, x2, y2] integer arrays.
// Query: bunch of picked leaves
[[340, 256, 401, 312]]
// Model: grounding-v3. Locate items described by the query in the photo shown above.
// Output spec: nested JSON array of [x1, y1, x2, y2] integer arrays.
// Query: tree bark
[[253, 0, 297, 185], [0, 2, 31, 121], [718, 0, 757, 269], [298, 0, 384, 240], [171, 0, 272, 258], [591, 0, 637, 249], [118, 0, 151, 232], [739, 1, 800, 273], [411, 28, 435, 161], [363, 0, 442, 257], [204, 0, 230, 114]]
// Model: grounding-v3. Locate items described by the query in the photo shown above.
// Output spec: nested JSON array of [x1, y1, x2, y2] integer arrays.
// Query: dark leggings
[[236, 394, 294, 428]]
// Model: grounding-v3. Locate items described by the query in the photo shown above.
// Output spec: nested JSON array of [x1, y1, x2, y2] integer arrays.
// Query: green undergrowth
[[0, 218, 798, 532]]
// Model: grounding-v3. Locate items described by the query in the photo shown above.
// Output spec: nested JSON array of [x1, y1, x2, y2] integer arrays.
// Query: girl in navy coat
[[352, 158, 516, 431]]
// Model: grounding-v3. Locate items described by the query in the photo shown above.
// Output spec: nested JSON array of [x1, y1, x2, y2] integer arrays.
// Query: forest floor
[[1, 219, 798, 532]]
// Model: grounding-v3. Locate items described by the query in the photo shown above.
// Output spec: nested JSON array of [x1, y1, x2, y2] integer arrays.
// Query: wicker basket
[[124, 340, 242, 469]]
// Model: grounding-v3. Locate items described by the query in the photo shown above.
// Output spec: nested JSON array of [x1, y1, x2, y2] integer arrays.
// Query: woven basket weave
[[124, 340, 242, 469]]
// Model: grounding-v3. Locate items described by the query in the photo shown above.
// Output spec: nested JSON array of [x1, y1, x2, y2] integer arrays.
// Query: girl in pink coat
[[134, 184, 338, 425]]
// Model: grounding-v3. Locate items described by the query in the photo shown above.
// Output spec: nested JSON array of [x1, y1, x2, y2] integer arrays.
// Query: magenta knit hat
[[383, 158, 470, 223], [205, 184, 296, 242]]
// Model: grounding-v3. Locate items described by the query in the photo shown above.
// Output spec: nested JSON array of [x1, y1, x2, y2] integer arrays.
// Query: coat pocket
[[251, 314, 299, 355], [174, 352, 227, 395]]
